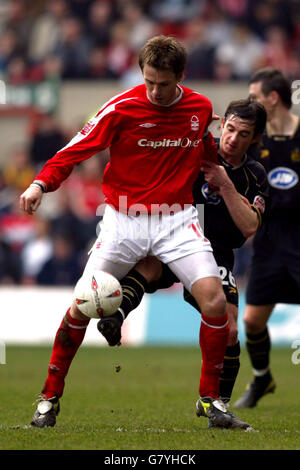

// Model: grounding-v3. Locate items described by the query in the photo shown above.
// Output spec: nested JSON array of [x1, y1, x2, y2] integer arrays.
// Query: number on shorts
[[219, 266, 236, 287]]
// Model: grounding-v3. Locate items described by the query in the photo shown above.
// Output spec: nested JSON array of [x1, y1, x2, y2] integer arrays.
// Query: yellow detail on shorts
[[229, 287, 237, 294]]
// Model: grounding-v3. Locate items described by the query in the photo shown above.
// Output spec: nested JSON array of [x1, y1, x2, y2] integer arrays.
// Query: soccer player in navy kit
[[234, 68, 300, 408], [20, 36, 242, 428]]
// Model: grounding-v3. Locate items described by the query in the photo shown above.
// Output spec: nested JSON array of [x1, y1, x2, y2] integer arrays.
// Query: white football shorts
[[82, 204, 220, 292]]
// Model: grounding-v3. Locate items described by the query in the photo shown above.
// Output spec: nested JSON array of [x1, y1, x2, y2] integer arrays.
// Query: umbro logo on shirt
[[139, 123, 157, 128]]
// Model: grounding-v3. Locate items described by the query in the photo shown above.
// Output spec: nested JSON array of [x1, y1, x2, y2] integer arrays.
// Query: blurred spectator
[[45, 154, 108, 253], [29, 113, 66, 170], [120, 51, 143, 88], [3, 0, 33, 54], [21, 217, 53, 284], [0, 197, 36, 254], [87, 0, 114, 49], [255, 25, 300, 78], [0, 237, 21, 284], [28, 0, 70, 63], [105, 21, 134, 78], [69, 0, 95, 23], [216, 0, 250, 21], [62, 155, 106, 223], [6, 55, 44, 84], [0, 29, 20, 78], [184, 19, 215, 80], [121, 1, 158, 51], [53, 16, 90, 79], [202, 2, 233, 48], [0, 170, 15, 215], [41, 54, 63, 80], [2, 144, 35, 193], [247, 0, 294, 40], [149, 0, 205, 23], [214, 22, 264, 80], [49, 188, 89, 251], [36, 233, 82, 286], [87, 46, 115, 80]]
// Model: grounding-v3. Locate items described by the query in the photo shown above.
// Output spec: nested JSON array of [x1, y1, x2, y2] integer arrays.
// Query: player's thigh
[[85, 205, 148, 276], [167, 250, 220, 293], [243, 304, 275, 333], [168, 251, 225, 317], [151, 206, 213, 266]]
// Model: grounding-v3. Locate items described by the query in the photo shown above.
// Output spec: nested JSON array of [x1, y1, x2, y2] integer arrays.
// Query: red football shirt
[[36, 84, 217, 212]]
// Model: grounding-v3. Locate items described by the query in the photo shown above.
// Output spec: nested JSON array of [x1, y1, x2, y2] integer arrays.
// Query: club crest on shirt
[[191, 115, 199, 131], [201, 182, 221, 204], [253, 195, 265, 213]]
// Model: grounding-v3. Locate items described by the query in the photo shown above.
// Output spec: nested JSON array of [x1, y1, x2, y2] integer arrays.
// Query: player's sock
[[199, 313, 230, 399], [246, 327, 272, 384], [119, 269, 148, 319], [42, 308, 89, 398], [219, 341, 240, 403]]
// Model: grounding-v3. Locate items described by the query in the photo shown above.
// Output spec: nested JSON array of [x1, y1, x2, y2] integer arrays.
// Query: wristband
[[30, 182, 45, 193]]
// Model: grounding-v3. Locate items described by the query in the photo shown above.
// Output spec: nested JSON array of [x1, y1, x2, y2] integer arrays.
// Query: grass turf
[[0, 345, 299, 451]]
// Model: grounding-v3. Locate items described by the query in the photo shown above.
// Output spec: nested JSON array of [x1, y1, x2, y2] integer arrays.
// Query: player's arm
[[202, 129, 219, 165], [20, 110, 121, 215], [201, 161, 259, 238]]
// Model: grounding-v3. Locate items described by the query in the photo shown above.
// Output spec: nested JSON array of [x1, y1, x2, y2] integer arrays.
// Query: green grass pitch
[[0, 345, 299, 451]]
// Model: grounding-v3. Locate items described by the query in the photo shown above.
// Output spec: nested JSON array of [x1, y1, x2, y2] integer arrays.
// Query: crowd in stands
[[0, 0, 299, 84], [0, 0, 299, 286]]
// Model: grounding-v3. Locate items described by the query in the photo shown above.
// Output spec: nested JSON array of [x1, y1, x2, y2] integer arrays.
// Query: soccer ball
[[73, 271, 123, 319]]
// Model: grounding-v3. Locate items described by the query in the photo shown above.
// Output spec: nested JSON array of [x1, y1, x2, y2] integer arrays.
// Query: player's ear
[[176, 71, 185, 83], [268, 90, 279, 107], [251, 133, 262, 144], [220, 117, 226, 130]]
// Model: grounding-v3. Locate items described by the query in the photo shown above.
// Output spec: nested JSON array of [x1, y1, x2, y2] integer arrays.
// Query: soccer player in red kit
[[20, 36, 241, 428]]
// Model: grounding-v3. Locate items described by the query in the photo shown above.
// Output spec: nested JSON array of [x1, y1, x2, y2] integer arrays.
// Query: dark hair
[[224, 98, 267, 137], [138, 35, 187, 78], [249, 67, 292, 109]]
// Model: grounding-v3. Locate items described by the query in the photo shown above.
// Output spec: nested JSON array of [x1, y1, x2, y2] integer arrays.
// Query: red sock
[[199, 313, 229, 399], [42, 309, 89, 399]]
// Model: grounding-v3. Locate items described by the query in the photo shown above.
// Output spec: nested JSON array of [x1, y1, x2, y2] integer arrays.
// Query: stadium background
[[1, 0, 300, 349]]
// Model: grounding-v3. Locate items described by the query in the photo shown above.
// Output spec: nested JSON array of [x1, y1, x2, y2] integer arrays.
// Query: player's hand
[[19, 185, 43, 215], [201, 160, 230, 191]]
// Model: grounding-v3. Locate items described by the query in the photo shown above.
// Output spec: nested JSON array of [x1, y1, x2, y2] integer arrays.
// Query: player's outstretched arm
[[19, 182, 45, 215]]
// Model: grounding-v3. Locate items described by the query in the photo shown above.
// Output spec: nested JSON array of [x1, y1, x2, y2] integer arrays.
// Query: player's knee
[[201, 290, 226, 318], [244, 313, 263, 334]]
